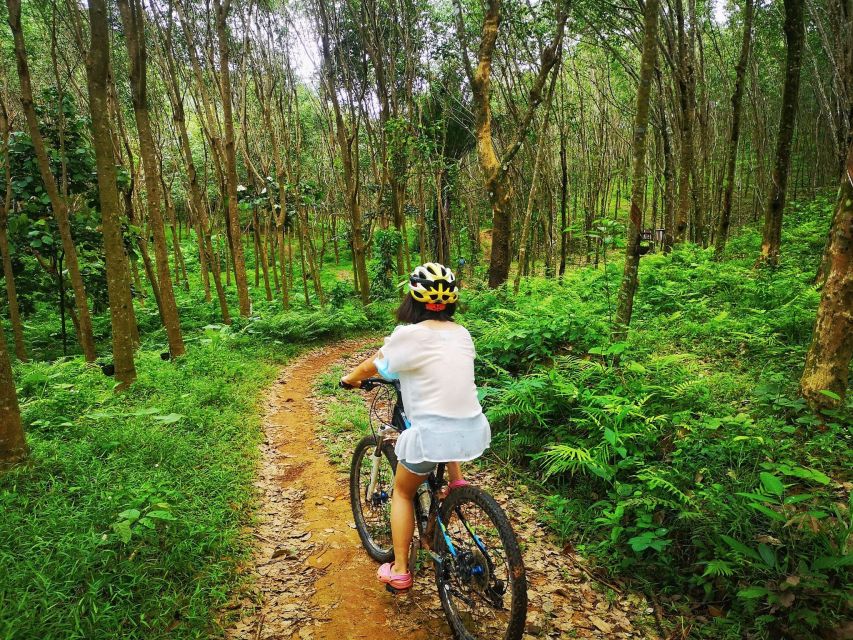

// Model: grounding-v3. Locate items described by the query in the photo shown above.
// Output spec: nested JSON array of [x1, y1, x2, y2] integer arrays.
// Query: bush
[[464, 198, 851, 638]]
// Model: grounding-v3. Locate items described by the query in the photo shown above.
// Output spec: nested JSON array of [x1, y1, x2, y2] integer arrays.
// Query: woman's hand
[[339, 374, 361, 389]]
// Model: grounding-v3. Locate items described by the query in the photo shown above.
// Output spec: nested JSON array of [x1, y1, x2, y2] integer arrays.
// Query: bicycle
[[344, 377, 528, 640]]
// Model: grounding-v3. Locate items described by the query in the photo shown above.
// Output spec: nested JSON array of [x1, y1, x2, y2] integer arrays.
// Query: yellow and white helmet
[[409, 262, 458, 305]]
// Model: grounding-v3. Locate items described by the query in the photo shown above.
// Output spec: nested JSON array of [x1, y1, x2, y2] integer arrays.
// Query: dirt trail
[[226, 341, 662, 640], [226, 340, 442, 640]]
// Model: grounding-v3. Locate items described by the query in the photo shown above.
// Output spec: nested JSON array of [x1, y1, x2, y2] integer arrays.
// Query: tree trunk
[[0, 322, 26, 468], [0, 96, 26, 361], [214, 0, 252, 317], [7, 0, 97, 362], [674, 0, 696, 244], [515, 67, 557, 293], [117, 0, 185, 357], [454, 0, 566, 288], [614, 0, 660, 341], [800, 140, 853, 414], [759, 0, 805, 266], [715, 0, 753, 259], [84, 0, 138, 388]]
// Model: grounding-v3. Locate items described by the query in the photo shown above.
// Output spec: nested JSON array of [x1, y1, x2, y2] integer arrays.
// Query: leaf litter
[[225, 341, 663, 640]]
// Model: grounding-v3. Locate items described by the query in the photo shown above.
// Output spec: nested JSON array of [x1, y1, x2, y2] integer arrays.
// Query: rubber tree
[[0, 322, 26, 468], [453, 0, 568, 288], [213, 0, 252, 317], [799, 130, 853, 414], [759, 0, 805, 266], [613, 0, 660, 341], [117, 0, 185, 357], [0, 88, 26, 361], [82, 0, 139, 388], [7, 0, 98, 362], [714, 0, 754, 259]]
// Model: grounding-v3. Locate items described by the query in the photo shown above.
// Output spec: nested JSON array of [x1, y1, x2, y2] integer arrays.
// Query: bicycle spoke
[[439, 500, 516, 637]]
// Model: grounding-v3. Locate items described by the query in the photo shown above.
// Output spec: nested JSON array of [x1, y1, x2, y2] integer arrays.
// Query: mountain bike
[[345, 377, 527, 640]]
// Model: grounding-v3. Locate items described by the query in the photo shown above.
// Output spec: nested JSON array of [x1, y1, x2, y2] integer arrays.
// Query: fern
[[635, 469, 693, 505]]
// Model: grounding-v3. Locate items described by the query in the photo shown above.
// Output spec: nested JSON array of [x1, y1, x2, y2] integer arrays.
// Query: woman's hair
[[396, 296, 456, 324]]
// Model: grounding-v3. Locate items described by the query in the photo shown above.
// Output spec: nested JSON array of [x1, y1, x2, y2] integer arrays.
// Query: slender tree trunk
[[614, 0, 660, 340], [117, 0, 184, 357], [559, 125, 569, 277], [0, 322, 25, 467], [515, 68, 557, 293], [454, 0, 566, 287], [759, 0, 805, 266], [84, 0, 138, 388], [715, 0, 754, 259], [7, 0, 97, 362], [0, 97, 26, 361], [214, 0, 252, 316], [800, 140, 853, 414], [674, 0, 696, 244]]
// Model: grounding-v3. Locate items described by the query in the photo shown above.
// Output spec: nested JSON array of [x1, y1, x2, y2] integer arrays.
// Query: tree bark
[[84, 0, 138, 388], [674, 0, 696, 244], [0, 94, 25, 361], [7, 0, 97, 362], [454, 0, 567, 287], [214, 0, 252, 317], [0, 321, 26, 468], [759, 0, 805, 266], [117, 0, 185, 357], [715, 0, 754, 259], [800, 140, 853, 414], [614, 0, 660, 340]]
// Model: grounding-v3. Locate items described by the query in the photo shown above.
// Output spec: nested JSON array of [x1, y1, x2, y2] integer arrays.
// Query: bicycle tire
[[349, 434, 398, 563], [433, 486, 527, 640]]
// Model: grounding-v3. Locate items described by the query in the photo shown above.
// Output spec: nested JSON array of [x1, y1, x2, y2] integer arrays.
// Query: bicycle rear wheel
[[349, 434, 397, 562], [433, 486, 527, 640]]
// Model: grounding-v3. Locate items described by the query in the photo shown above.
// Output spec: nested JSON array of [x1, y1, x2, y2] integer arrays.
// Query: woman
[[340, 262, 491, 590]]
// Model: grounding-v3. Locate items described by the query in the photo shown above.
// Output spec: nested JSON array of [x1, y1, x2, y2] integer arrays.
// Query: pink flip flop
[[377, 562, 413, 590]]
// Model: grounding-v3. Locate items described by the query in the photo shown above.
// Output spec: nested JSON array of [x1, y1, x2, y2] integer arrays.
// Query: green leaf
[[737, 587, 770, 599], [818, 389, 840, 401], [118, 508, 140, 522], [112, 520, 133, 543], [720, 535, 762, 562], [604, 428, 616, 446], [153, 413, 184, 425], [759, 472, 784, 497], [748, 502, 786, 522], [146, 510, 177, 521], [758, 543, 776, 568]]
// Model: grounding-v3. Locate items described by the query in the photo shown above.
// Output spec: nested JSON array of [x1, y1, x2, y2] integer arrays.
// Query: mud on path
[[226, 340, 663, 640]]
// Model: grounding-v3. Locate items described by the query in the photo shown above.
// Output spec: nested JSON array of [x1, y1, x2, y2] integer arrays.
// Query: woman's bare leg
[[390, 464, 425, 574], [447, 461, 463, 482]]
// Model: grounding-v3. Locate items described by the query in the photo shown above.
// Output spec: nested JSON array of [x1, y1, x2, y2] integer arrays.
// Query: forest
[[0, 0, 850, 637]]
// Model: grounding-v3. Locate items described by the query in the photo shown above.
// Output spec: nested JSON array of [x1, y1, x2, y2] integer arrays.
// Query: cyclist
[[340, 262, 491, 591]]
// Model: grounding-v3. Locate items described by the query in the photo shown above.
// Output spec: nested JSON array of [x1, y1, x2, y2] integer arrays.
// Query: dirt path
[[226, 341, 662, 640]]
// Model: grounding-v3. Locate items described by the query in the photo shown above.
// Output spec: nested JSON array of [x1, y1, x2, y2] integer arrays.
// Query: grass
[[0, 336, 297, 639]]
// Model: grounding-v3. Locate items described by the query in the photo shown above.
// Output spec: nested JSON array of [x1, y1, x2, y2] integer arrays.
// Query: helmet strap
[[425, 302, 446, 312]]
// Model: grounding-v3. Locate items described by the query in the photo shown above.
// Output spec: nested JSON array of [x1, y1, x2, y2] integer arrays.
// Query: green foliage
[[464, 199, 851, 638], [0, 341, 295, 639], [368, 228, 402, 299]]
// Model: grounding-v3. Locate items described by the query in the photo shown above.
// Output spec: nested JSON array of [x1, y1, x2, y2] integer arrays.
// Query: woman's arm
[[340, 351, 382, 388]]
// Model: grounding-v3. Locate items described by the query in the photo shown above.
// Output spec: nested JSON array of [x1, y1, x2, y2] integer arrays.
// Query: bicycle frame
[[360, 378, 468, 565]]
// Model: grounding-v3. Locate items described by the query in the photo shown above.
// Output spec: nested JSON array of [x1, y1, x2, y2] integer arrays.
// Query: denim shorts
[[399, 459, 438, 476]]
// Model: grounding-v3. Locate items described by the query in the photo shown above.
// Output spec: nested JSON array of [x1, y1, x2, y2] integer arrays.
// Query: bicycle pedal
[[385, 584, 411, 595]]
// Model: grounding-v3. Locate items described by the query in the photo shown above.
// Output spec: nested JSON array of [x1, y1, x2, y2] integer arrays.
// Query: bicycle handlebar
[[339, 377, 397, 392]]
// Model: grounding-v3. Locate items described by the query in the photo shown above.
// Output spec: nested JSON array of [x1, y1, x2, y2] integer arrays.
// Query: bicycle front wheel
[[433, 486, 527, 640], [349, 434, 397, 562]]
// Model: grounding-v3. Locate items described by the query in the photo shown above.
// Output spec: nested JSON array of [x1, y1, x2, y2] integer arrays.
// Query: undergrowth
[[462, 196, 851, 638]]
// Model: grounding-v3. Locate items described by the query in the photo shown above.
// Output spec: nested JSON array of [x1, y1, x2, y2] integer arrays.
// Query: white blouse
[[374, 323, 491, 463]]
